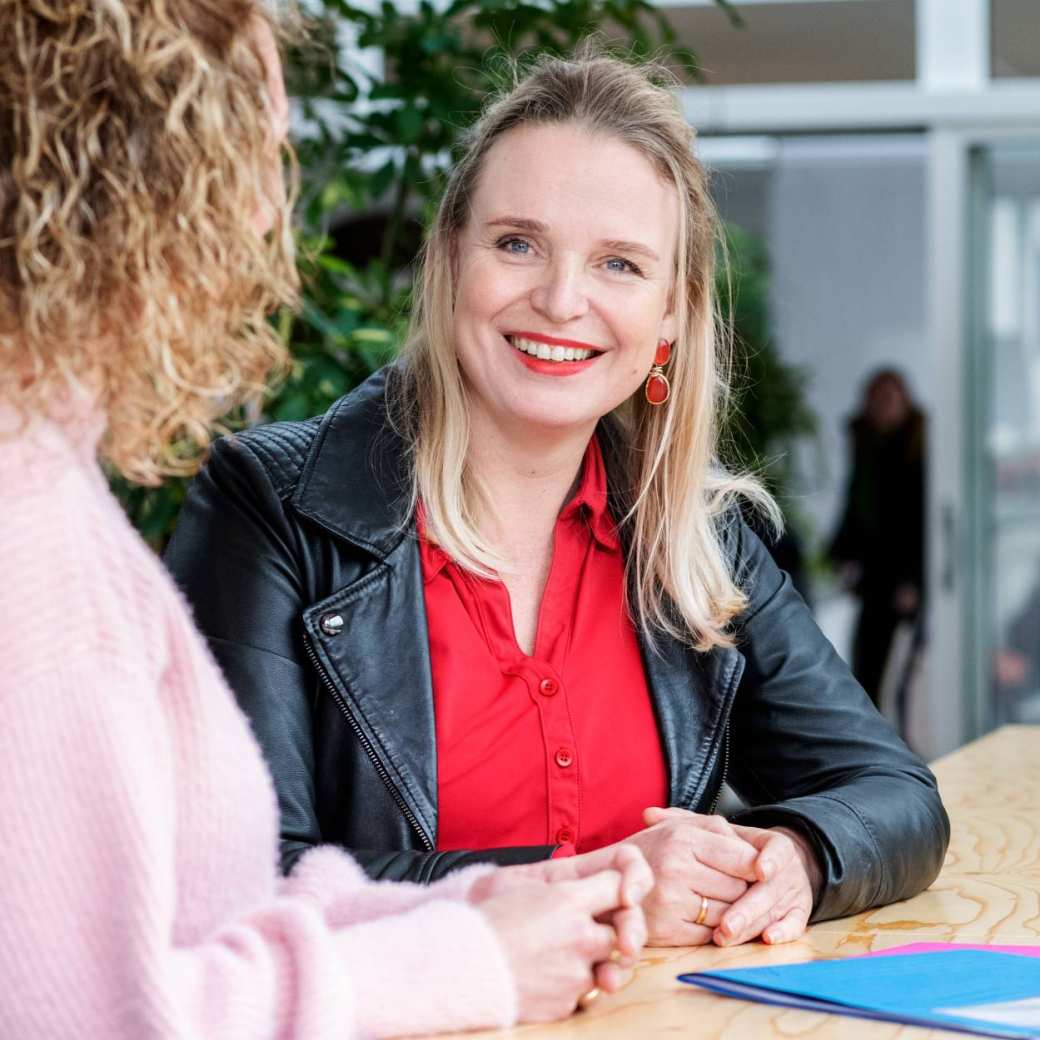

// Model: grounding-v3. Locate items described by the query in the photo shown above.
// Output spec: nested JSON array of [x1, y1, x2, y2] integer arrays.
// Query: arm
[[724, 516, 950, 922], [165, 434, 557, 881], [0, 666, 517, 1039]]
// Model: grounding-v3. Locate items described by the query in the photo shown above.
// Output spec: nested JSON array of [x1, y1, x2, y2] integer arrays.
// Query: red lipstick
[[507, 331, 603, 352], [504, 331, 602, 377]]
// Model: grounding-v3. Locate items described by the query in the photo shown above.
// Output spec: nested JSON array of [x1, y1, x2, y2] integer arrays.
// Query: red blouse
[[419, 438, 668, 856]]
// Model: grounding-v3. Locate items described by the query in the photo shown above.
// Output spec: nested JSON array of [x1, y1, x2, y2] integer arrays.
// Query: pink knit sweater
[[0, 402, 518, 1039]]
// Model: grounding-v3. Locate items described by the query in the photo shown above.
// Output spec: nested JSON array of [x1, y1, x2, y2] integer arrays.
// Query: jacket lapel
[[293, 368, 440, 846], [302, 538, 438, 847], [639, 633, 744, 808]]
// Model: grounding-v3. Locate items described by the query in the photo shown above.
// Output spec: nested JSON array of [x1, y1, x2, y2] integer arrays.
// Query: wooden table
[[439, 725, 1040, 1039]]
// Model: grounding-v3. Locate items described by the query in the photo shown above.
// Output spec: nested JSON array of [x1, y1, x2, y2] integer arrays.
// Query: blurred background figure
[[828, 369, 926, 723], [993, 565, 1040, 721]]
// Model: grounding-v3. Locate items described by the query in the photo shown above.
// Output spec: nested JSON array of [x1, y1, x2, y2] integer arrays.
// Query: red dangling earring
[[645, 339, 672, 405]]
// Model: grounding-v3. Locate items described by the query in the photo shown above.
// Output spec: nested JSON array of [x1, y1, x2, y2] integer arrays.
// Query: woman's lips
[[504, 333, 602, 376]]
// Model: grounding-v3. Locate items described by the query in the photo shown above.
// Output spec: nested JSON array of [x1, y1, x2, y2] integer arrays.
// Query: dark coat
[[829, 411, 926, 597], [165, 368, 949, 922]]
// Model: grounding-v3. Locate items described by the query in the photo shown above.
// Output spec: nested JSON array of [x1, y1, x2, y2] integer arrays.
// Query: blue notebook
[[679, 950, 1040, 1038]]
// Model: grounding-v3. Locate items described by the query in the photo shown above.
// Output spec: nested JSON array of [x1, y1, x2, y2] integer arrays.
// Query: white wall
[[711, 135, 930, 553]]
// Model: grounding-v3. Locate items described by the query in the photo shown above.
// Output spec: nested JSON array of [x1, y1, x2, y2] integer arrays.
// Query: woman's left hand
[[644, 808, 820, 946], [469, 844, 652, 992]]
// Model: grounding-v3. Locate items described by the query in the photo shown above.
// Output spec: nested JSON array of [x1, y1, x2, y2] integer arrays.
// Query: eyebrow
[[485, 217, 661, 263]]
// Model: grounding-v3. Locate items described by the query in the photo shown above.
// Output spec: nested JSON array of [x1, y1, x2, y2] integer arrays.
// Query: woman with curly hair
[[0, 4, 652, 1036]]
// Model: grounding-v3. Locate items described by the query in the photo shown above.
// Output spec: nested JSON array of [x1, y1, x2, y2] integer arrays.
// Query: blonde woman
[[0, 6, 653, 1036], [169, 49, 949, 949]]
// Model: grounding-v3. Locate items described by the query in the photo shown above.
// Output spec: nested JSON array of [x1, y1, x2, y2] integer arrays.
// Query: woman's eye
[[606, 256, 641, 275], [499, 237, 531, 255]]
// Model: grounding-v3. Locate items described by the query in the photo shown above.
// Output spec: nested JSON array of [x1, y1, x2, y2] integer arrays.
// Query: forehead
[[469, 122, 679, 254]]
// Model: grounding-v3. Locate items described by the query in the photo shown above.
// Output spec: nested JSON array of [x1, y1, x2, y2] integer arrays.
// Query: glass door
[[969, 143, 1040, 730]]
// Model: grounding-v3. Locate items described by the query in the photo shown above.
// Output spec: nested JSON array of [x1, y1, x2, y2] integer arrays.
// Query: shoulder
[[1, 447, 167, 686], [204, 366, 396, 500], [716, 506, 785, 617], [213, 414, 323, 499]]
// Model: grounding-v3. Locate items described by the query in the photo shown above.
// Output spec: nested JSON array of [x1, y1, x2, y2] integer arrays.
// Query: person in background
[[0, 4, 652, 1036], [168, 48, 949, 953], [993, 565, 1040, 720], [828, 368, 926, 714]]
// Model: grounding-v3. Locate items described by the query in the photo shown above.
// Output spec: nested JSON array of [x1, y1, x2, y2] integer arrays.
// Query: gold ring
[[578, 986, 601, 1009], [608, 949, 623, 963], [695, 893, 709, 927]]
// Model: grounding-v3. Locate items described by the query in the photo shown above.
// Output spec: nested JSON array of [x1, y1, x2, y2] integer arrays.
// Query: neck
[[466, 406, 596, 553]]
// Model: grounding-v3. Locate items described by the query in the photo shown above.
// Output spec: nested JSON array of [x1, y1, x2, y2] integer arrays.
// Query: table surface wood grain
[[418, 724, 1040, 1039]]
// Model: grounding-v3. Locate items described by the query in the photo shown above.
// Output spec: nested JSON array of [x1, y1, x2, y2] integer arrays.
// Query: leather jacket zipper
[[303, 634, 434, 851], [707, 722, 731, 815]]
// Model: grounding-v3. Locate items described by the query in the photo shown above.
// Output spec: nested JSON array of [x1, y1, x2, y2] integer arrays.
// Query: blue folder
[[679, 950, 1040, 1038]]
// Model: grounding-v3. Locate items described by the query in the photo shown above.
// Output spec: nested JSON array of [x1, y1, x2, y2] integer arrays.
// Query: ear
[[659, 286, 679, 345]]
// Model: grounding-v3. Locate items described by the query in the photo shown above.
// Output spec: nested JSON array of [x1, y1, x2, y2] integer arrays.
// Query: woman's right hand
[[620, 809, 760, 946], [477, 871, 637, 1023]]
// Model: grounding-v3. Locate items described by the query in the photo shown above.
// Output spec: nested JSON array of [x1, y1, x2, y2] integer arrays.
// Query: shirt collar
[[416, 502, 452, 583], [417, 435, 620, 581], [559, 435, 621, 551]]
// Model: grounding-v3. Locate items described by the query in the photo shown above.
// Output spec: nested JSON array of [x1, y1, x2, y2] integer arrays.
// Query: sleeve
[[0, 664, 517, 1039], [165, 434, 556, 882], [284, 845, 498, 917], [723, 517, 950, 922]]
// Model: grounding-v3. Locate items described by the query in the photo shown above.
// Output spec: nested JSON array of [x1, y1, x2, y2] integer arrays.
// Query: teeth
[[508, 335, 595, 362]]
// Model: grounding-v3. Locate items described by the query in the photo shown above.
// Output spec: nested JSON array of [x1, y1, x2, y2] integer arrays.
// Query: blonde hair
[[397, 47, 779, 651], [0, 0, 299, 484]]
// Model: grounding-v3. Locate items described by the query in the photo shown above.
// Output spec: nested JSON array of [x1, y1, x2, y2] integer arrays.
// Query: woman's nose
[[529, 259, 590, 324]]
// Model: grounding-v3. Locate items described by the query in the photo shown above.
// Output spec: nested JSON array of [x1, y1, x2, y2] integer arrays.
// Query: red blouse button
[[556, 827, 574, 845], [539, 677, 558, 696], [554, 747, 574, 768]]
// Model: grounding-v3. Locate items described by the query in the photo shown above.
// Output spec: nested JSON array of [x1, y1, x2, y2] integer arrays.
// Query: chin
[[500, 397, 604, 433]]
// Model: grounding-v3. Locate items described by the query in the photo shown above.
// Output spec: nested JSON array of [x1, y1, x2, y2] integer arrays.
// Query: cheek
[[454, 257, 497, 324], [455, 255, 527, 333]]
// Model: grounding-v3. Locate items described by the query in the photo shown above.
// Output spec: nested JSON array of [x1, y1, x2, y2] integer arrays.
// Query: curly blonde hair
[[0, 0, 299, 484]]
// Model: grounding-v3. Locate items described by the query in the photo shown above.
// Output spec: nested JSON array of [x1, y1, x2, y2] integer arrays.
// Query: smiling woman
[[167, 46, 950, 955]]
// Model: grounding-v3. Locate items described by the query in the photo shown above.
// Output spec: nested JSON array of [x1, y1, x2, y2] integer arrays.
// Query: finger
[[590, 844, 653, 906], [603, 906, 646, 962], [685, 862, 749, 903], [594, 961, 634, 994], [715, 878, 797, 947], [687, 829, 760, 882], [643, 805, 693, 825], [584, 920, 619, 962], [762, 903, 811, 945], [646, 918, 714, 947], [749, 831, 799, 882], [682, 895, 731, 932], [616, 845, 653, 906], [690, 813, 739, 837], [563, 870, 625, 916]]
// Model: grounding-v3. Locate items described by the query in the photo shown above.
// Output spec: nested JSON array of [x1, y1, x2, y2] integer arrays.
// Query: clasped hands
[[469, 807, 820, 1022], [623, 807, 821, 947]]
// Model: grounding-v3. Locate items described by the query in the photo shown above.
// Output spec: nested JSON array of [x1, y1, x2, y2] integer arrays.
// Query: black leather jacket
[[165, 369, 949, 921]]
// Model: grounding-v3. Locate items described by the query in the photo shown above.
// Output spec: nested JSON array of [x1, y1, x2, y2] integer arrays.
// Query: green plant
[[114, 0, 763, 548]]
